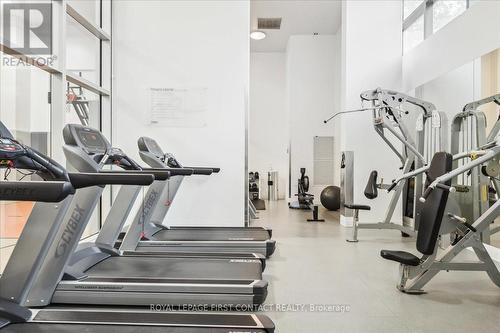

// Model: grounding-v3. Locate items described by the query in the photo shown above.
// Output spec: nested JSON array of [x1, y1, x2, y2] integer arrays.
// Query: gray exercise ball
[[320, 186, 340, 211]]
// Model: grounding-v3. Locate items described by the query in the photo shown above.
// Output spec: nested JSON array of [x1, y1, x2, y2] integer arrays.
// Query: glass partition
[[66, 14, 101, 85], [0, 0, 112, 273], [0, 57, 51, 272]]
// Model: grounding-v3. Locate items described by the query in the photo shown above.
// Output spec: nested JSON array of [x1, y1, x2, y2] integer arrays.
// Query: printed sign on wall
[[149, 87, 207, 127]]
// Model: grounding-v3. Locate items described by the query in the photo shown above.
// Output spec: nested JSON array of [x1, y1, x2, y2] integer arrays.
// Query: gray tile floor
[[258, 200, 500, 333]]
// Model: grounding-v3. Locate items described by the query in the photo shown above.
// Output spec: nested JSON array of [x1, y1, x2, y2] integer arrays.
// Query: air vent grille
[[257, 18, 282, 30]]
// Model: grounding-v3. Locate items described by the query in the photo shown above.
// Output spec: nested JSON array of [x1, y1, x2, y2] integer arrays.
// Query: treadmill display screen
[[76, 129, 107, 152], [145, 138, 164, 157]]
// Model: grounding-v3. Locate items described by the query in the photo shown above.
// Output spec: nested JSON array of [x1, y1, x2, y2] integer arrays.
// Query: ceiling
[[250, 0, 342, 53]]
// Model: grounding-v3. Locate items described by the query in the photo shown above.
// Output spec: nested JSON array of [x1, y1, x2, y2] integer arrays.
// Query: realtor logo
[[2, 3, 52, 54]]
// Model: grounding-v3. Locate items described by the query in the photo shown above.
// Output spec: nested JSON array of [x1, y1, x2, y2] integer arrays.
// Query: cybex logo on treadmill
[[0, 187, 35, 197], [139, 190, 159, 226], [55, 204, 85, 258]]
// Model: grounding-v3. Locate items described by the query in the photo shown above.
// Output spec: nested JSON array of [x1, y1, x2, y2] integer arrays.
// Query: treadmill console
[[138, 136, 182, 167], [64, 124, 110, 155], [64, 124, 142, 171], [0, 138, 27, 169], [0, 138, 25, 159], [138, 137, 165, 158], [1, 129, 67, 179]]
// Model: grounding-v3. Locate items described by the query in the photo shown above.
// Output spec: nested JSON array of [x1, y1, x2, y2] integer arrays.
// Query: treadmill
[[118, 136, 275, 257], [52, 124, 267, 307], [96, 149, 267, 266], [0, 121, 275, 332]]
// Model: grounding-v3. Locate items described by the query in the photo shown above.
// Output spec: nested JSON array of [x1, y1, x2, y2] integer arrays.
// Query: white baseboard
[[340, 215, 353, 227]]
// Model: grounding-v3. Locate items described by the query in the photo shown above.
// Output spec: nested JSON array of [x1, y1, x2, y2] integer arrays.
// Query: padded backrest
[[299, 168, 309, 192], [364, 171, 378, 199], [415, 152, 453, 255], [303, 176, 310, 192]]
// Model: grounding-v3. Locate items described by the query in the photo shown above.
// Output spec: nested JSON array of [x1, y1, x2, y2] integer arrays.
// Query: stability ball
[[320, 186, 340, 211]]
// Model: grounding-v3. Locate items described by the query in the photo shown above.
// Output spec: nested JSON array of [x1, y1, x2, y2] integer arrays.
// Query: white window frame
[[403, 0, 471, 52]]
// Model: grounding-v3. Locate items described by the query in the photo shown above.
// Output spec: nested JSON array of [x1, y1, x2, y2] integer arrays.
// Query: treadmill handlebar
[[0, 172, 155, 203], [25, 146, 67, 179], [137, 169, 172, 180], [68, 172, 155, 188], [191, 167, 213, 175], [154, 167, 195, 176], [98, 169, 170, 181], [143, 167, 193, 177], [184, 166, 220, 174], [0, 180, 76, 202]]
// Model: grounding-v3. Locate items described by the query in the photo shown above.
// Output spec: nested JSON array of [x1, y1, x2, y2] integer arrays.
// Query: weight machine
[[333, 89, 446, 242], [449, 93, 500, 241], [380, 138, 500, 294]]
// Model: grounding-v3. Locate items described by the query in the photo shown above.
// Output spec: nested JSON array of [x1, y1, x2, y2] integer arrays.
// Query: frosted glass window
[[404, 0, 424, 19], [433, 0, 467, 33]]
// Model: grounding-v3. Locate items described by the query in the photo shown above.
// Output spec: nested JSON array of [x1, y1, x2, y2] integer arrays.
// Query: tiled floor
[[0, 199, 498, 332], [258, 200, 500, 333]]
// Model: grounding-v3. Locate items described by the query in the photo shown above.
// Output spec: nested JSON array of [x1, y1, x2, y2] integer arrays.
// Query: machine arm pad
[[364, 171, 378, 199]]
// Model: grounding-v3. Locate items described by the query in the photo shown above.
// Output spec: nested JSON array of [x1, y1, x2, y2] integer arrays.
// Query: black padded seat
[[380, 152, 453, 266], [344, 204, 371, 211], [380, 250, 420, 266]]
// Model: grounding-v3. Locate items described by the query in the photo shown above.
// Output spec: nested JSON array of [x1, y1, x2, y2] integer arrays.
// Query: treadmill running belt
[[32, 310, 259, 326], [84, 256, 261, 280], [123, 252, 259, 259], [81, 277, 255, 284], [153, 229, 271, 241]]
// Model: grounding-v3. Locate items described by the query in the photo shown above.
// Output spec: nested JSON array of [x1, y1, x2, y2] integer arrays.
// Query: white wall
[[249, 52, 288, 199], [339, 0, 403, 225], [287, 35, 339, 200], [113, 0, 250, 227], [403, 0, 500, 91], [418, 61, 477, 138]]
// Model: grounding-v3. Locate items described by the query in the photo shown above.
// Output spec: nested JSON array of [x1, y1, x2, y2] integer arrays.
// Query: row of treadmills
[[0, 121, 277, 332]]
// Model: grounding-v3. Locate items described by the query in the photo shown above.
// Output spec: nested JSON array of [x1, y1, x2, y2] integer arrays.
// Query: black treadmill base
[[0, 310, 274, 332], [2, 323, 270, 333]]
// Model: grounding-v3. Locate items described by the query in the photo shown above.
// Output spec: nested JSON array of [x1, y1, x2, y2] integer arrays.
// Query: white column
[[339, 0, 403, 226]]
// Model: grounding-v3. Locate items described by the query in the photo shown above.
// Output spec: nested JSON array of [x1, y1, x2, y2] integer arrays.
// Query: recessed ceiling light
[[250, 31, 266, 40]]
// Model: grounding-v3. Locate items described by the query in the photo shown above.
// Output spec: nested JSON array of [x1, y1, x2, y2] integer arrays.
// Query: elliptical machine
[[289, 168, 324, 222], [289, 168, 314, 210]]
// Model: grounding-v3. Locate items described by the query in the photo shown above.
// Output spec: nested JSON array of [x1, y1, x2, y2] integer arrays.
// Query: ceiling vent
[[257, 18, 282, 30]]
